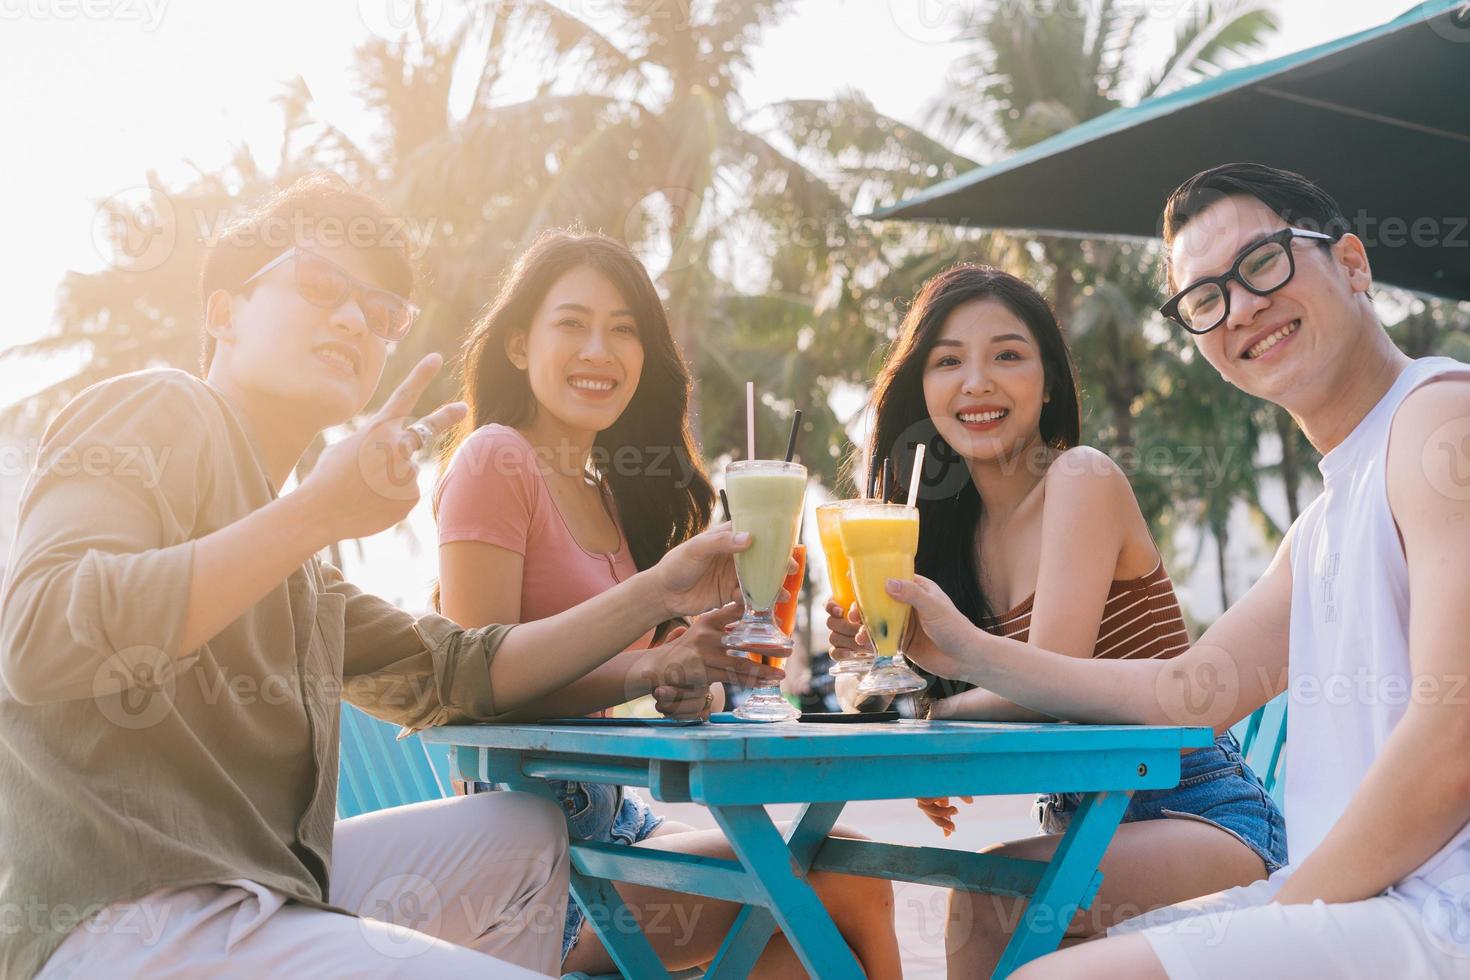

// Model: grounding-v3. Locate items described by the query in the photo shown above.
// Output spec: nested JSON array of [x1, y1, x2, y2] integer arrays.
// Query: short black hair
[[1162, 163, 1348, 290], [196, 172, 414, 373]]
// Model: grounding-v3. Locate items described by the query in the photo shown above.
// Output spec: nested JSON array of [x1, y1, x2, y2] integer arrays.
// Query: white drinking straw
[[746, 381, 756, 460], [906, 443, 926, 508]]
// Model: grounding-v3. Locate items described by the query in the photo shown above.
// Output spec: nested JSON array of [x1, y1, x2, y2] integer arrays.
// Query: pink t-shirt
[[434, 424, 652, 648]]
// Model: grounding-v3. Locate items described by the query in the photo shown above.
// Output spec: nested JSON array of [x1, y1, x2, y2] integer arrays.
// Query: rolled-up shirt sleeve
[[0, 372, 209, 705], [328, 564, 513, 733]]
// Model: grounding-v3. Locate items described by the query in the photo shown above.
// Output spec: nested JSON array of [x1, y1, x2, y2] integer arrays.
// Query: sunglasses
[[1160, 227, 1336, 335], [240, 247, 419, 343]]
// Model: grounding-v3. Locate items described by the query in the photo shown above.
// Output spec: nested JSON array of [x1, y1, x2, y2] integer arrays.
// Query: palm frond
[[1146, 3, 1278, 97], [507, 0, 649, 94]]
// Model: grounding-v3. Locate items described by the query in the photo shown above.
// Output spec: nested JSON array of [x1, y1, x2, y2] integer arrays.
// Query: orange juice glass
[[816, 500, 874, 675]]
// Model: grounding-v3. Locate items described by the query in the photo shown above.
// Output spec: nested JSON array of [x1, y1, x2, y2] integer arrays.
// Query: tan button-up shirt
[[0, 369, 511, 978]]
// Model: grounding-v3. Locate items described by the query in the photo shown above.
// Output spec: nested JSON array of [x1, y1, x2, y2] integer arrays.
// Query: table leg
[[704, 904, 778, 979], [993, 789, 1131, 978], [703, 802, 847, 980], [480, 749, 672, 980], [783, 801, 846, 861], [709, 803, 863, 980]]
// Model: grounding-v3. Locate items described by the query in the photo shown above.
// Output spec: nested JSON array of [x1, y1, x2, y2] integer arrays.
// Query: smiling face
[[507, 264, 645, 440], [206, 241, 390, 427], [1168, 194, 1374, 409], [921, 298, 1050, 465]]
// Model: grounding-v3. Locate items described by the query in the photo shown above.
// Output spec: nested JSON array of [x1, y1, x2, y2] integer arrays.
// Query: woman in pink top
[[434, 230, 900, 978]]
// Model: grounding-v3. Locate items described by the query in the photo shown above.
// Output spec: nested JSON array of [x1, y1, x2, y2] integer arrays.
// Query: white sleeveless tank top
[[1287, 355, 1470, 950]]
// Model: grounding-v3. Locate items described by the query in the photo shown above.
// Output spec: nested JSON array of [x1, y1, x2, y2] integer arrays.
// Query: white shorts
[[1110, 867, 1470, 979], [36, 792, 569, 978]]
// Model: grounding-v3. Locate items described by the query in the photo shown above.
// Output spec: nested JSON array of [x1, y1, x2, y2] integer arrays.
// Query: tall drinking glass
[[723, 460, 807, 653], [839, 502, 927, 696], [738, 544, 805, 722], [816, 500, 875, 675]]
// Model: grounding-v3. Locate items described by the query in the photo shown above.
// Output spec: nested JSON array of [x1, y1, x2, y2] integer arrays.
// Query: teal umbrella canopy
[[872, 0, 1470, 301]]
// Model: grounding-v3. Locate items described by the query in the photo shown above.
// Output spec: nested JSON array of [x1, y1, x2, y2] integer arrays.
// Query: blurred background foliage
[[5, 0, 1468, 614]]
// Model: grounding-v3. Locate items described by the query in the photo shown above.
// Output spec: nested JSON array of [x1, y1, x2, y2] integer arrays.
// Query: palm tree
[[764, 3, 1277, 446], [2, 2, 909, 496], [1136, 341, 1265, 611], [0, 156, 303, 429], [348, 2, 864, 427], [929, 1, 1281, 156], [928, 0, 1279, 444]]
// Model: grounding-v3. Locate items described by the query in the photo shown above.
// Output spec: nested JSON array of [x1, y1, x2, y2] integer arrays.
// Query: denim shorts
[[1036, 732, 1287, 873], [473, 778, 663, 958]]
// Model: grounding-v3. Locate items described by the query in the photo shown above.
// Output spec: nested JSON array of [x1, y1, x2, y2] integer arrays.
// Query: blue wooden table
[[421, 718, 1212, 978]]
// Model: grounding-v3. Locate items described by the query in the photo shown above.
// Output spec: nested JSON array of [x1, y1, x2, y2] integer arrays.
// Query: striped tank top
[[980, 561, 1191, 660]]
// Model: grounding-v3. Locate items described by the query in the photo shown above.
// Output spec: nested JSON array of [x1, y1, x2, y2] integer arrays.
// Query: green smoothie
[[725, 460, 806, 610]]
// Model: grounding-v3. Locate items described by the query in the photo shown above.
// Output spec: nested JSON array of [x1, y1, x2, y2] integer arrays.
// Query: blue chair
[[336, 703, 453, 819], [336, 704, 703, 979], [1231, 693, 1287, 808]]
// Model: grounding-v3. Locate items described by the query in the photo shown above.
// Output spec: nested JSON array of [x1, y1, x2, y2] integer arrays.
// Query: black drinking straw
[[784, 409, 803, 463], [719, 488, 731, 521], [879, 457, 890, 502]]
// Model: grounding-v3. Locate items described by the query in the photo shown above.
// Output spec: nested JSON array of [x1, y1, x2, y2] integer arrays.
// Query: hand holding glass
[[840, 503, 927, 696], [816, 499, 874, 675], [722, 460, 806, 653], [737, 544, 805, 722]]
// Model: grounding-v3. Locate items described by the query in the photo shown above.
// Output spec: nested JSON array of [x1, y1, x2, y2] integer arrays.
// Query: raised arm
[[434, 430, 735, 720], [2, 354, 462, 706], [933, 448, 1133, 721], [343, 525, 782, 729], [176, 355, 465, 655], [439, 537, 741, 721], [897, 516, 1293, 733]]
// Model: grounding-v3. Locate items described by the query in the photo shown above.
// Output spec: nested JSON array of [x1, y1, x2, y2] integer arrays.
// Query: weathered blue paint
[[422, 719, 1213, 977]]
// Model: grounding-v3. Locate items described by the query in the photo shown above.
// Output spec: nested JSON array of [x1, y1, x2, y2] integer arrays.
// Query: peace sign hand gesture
[[299, 353, 467, 545]]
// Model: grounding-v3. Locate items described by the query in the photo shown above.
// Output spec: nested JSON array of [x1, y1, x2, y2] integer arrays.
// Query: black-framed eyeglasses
[[240, 246, 420, 343], [1160, 227, 1336, 335]]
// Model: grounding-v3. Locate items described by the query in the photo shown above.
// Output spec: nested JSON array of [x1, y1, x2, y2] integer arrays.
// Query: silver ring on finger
[[405, 420, 435, 452]]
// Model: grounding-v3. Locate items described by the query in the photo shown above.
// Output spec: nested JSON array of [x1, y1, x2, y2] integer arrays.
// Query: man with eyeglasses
[[890, 162, 1470, 977], [0, 173, 776, 978]]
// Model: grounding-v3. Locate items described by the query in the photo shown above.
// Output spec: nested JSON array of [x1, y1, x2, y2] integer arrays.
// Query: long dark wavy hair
[[439, 229, 714, 578], [860, 266, 1081, 691]]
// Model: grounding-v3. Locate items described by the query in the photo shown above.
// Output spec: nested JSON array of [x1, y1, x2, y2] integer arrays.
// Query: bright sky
[[0, 0, 1408, 398], [0, 0, 1415, 604]]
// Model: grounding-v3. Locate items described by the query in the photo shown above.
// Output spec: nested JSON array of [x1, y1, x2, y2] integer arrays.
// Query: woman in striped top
[[828, 265, 1285, 978]]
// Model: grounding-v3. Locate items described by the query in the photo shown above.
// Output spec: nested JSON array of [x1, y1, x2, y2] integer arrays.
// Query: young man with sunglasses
[[888, 162, 1470, 976], [0, 173, 781, 978]]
